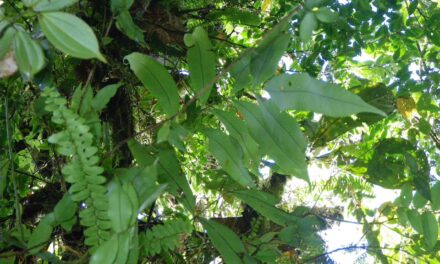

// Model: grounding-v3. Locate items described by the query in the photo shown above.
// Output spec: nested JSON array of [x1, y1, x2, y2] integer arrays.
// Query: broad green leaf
[[250, 32, 290, 86], [54, 194, 76, 223], [157, 148, 195, 211], [200, 218, 245, 264], [300, 12, 317, 42], [114, 231, 131, 264], [115, 11, 145, 45], [431, 182, 440, 210], [305, 0, 322, 9], [421, 212, 438, 249], [229, 11, 293, 92], [213, 110, 260, 166], [90, 234, 118, 264], [0, 22, 15, 59], [27, 215, 54, 254], [185, 27, 216, 105], [33, 0, 78, 12], [107, 182, 135, 232], [407, 209, 423, 234], [125, 52, 180, 116], [315, 7, 339, 23], [234, 190, 292, 225], [39, 12, 106, 62], [13, 31, 45, 78], [234, 100, 309, 182], [122, 183, 139, 226], [127, 139, 156, 166], [265, 74, 386, 117], [204, 129, 254, 187], [92, 83, 122, 112], [413, 191, 427, 209], [397, 183, 412, 207]]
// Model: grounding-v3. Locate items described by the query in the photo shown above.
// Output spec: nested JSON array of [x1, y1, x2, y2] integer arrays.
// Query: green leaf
[[27, 215, 54, 254], [114, 231, 131, 264], [315, 7, 339, 23], [250, 32, 290, 86], [0, 22, 15, 60], [305, 0, 322, 9], [265, 74, 386, 117], [107, 182, 135, 232], [398, 183, 412, 207], [200, 218, 245, 264], [204, 129, 255, 187], [234, 100, 309, 182], [407, 209, 423, 234], [125, 52, 180, 116], [92, 83, 122, 112], [115, 11, 145, 45], [54, 194, 76, 223], [431, 182, 440, 210], [421, 211, 438, 250], [300, 12, 317, 42], [127, 139, 156, 166], [90, 234, 118, 264], [39, 12, 106, 62], [33, 0, 78, 12], [185, 27, 216, 105], [234, 189, 293, 225], [157, 148, 195, 211], [213, 110, 260, 166], [13, 31, 45, 78]]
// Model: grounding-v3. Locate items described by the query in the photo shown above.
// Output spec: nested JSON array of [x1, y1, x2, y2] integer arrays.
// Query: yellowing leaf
[[0, 51, 17, 78], [262, 0, 272, 12], [396, 97, 416, 120]]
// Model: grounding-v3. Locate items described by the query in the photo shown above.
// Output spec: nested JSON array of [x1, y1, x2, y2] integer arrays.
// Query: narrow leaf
[[39, 12, 106, 62], [265, 73, 386, 117], [13, 31, 45, 78], [300, 12, 317, 42], [92, 83, 122, 112], [234, 189, 292, 225], [234, 100, 309, 181], [185, 27, 216, 105], [125, 52, 180, 116], [200, 218, 245, 264], [107, 182, 135, 232], [204, 129, 254, 187], [422, 212, 438, 249], [115, 11, 145, 45]]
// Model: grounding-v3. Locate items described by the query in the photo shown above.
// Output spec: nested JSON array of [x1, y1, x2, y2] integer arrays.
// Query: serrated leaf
[[204, 129, 254, 187], [33, 0, 78, 12], [92, 83, 122, 111], [125, 52, 180, 116], [421, 212, 438, 249], [39, 12, 106, 62], [115, 11, 145, 45], [200, 218, 245, 264], [90, 234, 118, 264], [13, 31, 45, 78], [185, 27, 216, 105], [234, 100, 309, 182], [265, 73, 386, 117], [234, 190, 292, 225], [108, 182, 135, 232], [315, 7, 339, 23], [300, 12, 317, 42]]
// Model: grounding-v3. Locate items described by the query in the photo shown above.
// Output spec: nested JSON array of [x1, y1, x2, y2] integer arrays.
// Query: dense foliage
[[1, 0, 440, 263]]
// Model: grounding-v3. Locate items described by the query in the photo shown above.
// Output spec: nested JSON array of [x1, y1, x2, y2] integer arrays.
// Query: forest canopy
[[1, 0, 440, 263]]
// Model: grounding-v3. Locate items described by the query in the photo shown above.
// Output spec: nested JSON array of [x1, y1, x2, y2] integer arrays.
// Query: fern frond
[[43, 88, 110, 248], [142, 218, 192, 256]]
